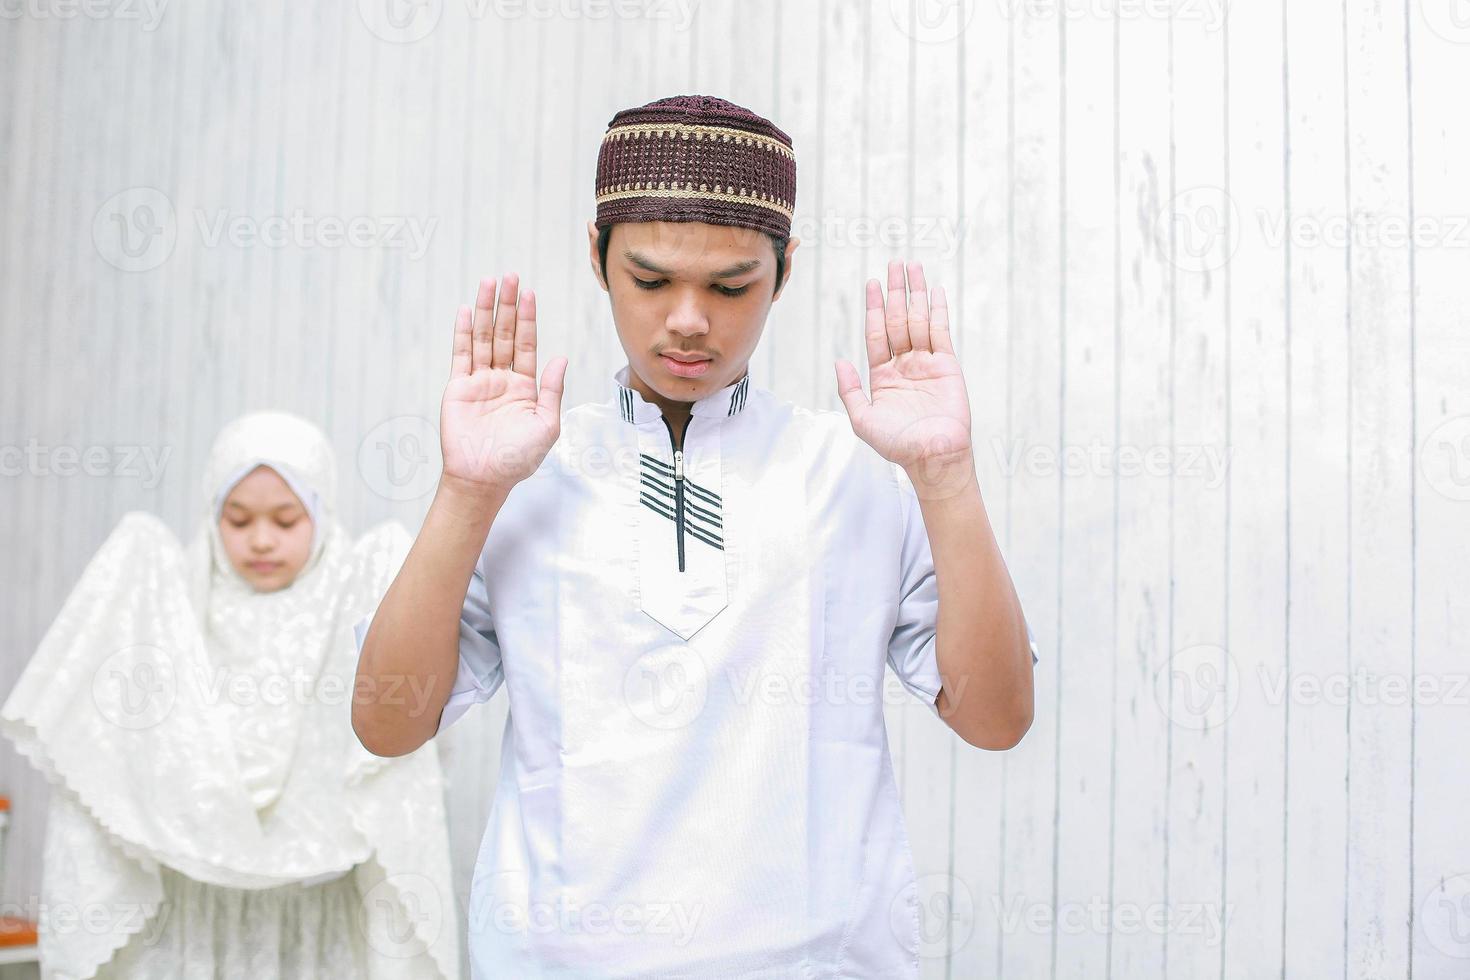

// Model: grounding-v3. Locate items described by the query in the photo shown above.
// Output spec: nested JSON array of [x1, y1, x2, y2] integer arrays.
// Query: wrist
[[434, 473, 511, 524], [904, 447, 978, 502]]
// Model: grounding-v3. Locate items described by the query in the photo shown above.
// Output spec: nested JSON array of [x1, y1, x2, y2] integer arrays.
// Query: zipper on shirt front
[[659, 415, 690, 573]]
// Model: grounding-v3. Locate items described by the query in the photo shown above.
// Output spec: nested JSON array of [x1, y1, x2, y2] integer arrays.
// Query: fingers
[[513, 289, 537, 378], [833, 359, 869, 426], [906, 261, 932, 352], [467, 274, 540, 375], [884, 259, 911, 356], [930, 284, 955, 355], [471, 277, 497, 372], [875, 259, 943, 360], [538, 356, 569, 418], [450, 304, 473, 378], [864, 280, 891, 369], [492, 273, 520, 370]]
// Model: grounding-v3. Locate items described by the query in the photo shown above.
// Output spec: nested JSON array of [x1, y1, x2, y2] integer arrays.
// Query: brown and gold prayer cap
[[594, 94, 796, 239]]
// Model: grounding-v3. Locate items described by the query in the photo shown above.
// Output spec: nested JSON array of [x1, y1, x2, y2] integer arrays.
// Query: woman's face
[[217, 465, 314, 592]]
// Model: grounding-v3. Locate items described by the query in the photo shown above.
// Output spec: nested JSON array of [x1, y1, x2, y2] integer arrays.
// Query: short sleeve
[[351, 560, 505, 739], [885, 466, 1041, 715], [437, 561, 506, 734]]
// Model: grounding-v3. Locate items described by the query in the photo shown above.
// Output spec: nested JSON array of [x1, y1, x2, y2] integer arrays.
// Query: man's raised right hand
[[440, 274, 568, 497]]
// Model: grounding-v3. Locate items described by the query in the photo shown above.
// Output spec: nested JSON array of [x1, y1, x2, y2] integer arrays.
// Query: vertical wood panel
[[1168, 6, 1229, 978], [1003, 2, 1063, 976], [1283, 0, 1353, 974], [1344, 2, 1416, 976], [1, 14, 64, 919], [1408, 3, 1470, 977], [773, 0, 820, 407], [1111, 5, 1174, 977], [949, 0, 1015, 974], [1055, 4, 1117, 977], [1221, 0, 1290, 975]]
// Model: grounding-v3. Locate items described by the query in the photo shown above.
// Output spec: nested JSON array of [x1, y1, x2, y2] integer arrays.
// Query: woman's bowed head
[[217, 464, 315, 592]]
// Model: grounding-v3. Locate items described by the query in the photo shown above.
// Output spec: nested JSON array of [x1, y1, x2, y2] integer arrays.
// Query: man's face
[[589, 219, 798, 403]]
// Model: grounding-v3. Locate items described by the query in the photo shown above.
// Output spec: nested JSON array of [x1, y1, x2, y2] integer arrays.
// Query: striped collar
[[613, 363, 751, 424]]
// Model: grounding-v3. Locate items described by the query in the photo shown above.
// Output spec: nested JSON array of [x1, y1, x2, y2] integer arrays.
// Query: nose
[[665, 285, 710, 339], [248, 521, 274, 553]]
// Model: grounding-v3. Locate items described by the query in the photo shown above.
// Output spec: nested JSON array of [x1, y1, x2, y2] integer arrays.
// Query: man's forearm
[[352, 476, 509, 756], [908, 452, 1034, 750]]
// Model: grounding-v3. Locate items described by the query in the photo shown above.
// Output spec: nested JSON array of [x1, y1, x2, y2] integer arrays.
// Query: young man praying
[[354, 94, 1038, 979]]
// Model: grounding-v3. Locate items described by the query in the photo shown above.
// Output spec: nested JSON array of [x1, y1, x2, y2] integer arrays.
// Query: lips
[[661, 352, 710, 363], [659, 354, 712, 378]]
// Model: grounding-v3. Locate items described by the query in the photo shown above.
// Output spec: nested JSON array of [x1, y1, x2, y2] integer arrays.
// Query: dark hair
[[597, 224, 788, 297]]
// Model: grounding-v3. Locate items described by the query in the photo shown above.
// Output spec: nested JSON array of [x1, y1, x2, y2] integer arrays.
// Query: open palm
[[835, 260, 971, 470], [441, 274, 568, 492]]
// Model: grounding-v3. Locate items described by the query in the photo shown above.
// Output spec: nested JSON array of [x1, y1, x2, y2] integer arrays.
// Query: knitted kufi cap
[[594, 94, 796, 239]]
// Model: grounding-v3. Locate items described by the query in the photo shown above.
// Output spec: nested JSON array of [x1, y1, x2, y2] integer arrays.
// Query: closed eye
[[631, 276, 749, 297]]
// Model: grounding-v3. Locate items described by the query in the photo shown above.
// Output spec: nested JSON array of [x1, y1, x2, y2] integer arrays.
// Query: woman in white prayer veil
[[1, 411, 460, 980]]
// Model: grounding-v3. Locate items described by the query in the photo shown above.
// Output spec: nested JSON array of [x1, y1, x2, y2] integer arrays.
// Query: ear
[[772, 236, 800, 302], [587, 219, 609, 292]]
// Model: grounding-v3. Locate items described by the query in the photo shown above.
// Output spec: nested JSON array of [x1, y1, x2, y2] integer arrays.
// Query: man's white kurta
[[417, 366, 1038, 978]]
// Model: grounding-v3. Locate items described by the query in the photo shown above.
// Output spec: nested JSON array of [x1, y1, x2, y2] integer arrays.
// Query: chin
[[240, 569, 297, 592]]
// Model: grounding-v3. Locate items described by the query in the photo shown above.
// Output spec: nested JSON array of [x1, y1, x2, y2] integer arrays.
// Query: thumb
[[538, 356, 568, 417], [834, 359, 869, 424]]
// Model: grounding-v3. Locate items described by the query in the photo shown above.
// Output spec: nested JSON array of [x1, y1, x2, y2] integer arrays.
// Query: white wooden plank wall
[[0, 2, 1466, 977]]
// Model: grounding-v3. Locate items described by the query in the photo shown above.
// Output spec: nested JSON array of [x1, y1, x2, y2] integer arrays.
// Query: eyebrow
[[624, 250, 762, 279], [223, 501, 302, 513]]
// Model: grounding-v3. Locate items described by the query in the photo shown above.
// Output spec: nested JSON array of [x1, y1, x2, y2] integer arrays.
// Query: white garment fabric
[[92, 863, 367, 979], [3, 411, 460, 980], [358, 367, 1039, 978]]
